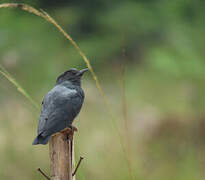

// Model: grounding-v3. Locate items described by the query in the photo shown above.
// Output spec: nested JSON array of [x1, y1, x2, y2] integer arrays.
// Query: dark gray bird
[[32, 68, 88, 145]]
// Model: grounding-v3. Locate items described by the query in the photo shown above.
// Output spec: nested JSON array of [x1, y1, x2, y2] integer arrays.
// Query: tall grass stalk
[[0, 3, 133, 179], [0, 64, 40, 110], [121, 34, 134, 180]]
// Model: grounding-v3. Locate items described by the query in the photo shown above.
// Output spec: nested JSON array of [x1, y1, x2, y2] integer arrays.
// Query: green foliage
[[0, 0, 205, 180]]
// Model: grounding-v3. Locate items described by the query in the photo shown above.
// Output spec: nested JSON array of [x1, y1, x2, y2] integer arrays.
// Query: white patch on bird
[[49, 85, 77, 97], [61, 88, 77, 96]]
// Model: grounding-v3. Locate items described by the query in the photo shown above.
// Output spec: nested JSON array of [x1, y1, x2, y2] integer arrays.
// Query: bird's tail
[[32, 134, 50, 145]]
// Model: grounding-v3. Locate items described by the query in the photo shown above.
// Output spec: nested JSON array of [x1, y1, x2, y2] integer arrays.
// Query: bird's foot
[[67, 125, 78, 141], [60, 125, 78, 141], [69, 125, 78, 132], [60, 127, 71, 134]]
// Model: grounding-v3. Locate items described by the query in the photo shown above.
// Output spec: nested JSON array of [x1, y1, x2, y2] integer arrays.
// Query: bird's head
[[56, 68, 88, 86]]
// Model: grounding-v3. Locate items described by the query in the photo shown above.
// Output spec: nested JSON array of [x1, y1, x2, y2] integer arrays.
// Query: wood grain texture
[[72, 139, 76, 180], [49, 129, 74, 180]]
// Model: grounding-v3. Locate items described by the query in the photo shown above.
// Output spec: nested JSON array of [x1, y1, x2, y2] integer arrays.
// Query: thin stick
[[72, 156, 84, 176], [37, 168, 50, 180], [121, 33, 133, 180]]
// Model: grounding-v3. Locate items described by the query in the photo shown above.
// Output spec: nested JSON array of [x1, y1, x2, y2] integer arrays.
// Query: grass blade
[[0, 64, 40, 110]]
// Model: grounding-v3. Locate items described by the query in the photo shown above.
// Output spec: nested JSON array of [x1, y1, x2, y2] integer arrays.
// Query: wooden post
[[49, 128, 75, 180]]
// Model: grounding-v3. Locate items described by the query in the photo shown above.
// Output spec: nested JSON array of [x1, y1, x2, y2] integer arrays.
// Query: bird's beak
[[77, 68, 88, 76]]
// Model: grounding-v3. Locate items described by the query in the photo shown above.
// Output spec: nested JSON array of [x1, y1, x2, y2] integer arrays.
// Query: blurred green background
[[0, 0, 205, 179]]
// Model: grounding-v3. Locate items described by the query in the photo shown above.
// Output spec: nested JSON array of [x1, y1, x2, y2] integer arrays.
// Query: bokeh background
[[0, 0, 205, 179]]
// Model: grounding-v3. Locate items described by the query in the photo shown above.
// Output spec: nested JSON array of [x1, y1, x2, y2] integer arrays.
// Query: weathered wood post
[[49, 128, 76, 180]]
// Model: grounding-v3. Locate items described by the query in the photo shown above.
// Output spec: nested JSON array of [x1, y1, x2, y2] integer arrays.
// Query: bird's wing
[[37, 85, 84, 137]]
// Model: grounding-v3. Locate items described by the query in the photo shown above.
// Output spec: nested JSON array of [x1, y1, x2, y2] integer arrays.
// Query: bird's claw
[[60, 125, 77, 141], [67, 125, 78, 141], [69, 125, 78, 132]]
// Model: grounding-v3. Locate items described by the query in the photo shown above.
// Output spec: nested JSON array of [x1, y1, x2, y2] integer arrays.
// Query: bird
[[32, 68, 88, 145]]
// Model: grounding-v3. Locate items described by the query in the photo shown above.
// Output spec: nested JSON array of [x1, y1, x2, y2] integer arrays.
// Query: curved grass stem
[[0, 64, 40, 110]]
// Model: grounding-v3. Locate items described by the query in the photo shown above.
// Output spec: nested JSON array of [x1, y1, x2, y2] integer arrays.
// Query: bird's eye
[[70, 71, 76, 75]]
